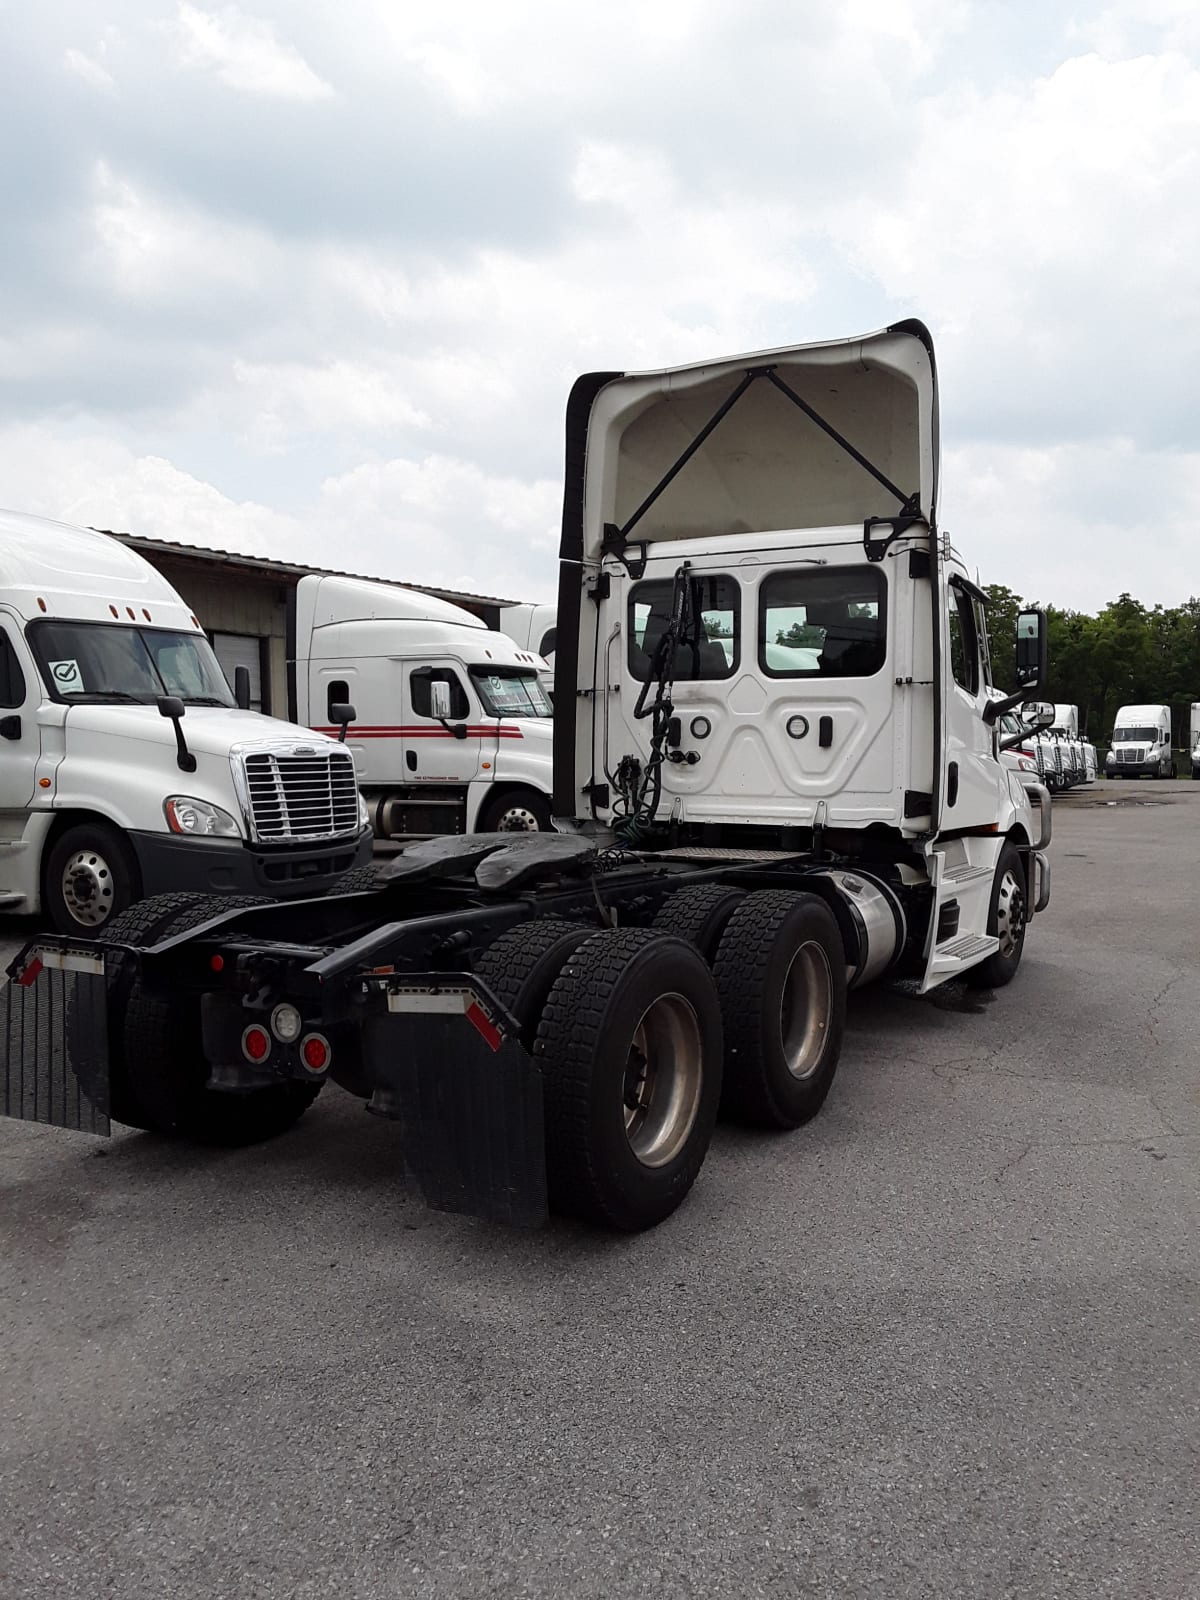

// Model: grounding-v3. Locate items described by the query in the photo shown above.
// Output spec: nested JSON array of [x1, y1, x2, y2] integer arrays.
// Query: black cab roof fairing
[[552, 323, 942, 819]]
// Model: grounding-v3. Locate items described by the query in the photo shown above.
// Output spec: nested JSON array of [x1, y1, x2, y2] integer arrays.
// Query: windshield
[[31, 622, 235, 707], [1114, 726, 1158, 743], [469, 666, 552, 719]]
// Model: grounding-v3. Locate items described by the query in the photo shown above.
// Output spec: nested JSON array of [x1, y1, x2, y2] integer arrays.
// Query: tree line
[[985, 587, 1200, 747]]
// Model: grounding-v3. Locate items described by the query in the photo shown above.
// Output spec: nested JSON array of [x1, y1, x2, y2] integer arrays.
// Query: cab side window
[[948, 585, 980, 695], [0, 629, 26, 708], [410, 667, 469, 720]]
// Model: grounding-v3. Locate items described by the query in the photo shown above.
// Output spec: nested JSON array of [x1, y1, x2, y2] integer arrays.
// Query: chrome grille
[[241, 747, 360, 841], [1117, 748, 1141, 765]]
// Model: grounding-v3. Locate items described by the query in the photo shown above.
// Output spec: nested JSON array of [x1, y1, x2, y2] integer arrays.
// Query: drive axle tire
[[477, 788, 553, 833], [651, 884, 747, 962], [101, 895, 317, 1142], [964, 842, 1027, 991], [535, 929, 723, 1231], [44, 822, 141, 937], [713, 890, 847, 1129], [474, 918, 594, 1047]]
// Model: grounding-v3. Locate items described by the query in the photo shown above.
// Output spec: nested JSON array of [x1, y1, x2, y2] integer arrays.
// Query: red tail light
[[301, 1033, 331, 1073], [242, 1025, 270, 1063]]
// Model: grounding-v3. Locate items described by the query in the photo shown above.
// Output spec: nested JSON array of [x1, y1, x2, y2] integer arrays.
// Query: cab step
[[941, 863, 992, 888], [927, 931, 998, 982], [0, 891, 27, 908]]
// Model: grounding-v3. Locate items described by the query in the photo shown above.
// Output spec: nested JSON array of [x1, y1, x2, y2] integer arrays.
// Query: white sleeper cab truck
[[3, 323, 1055, 1236], [1190, 703, 1200, 780], [1105, 704, 1174, 779], [294, 574, 554, 836], [0, 511, 372, 934], [497, 601, 557, 666]]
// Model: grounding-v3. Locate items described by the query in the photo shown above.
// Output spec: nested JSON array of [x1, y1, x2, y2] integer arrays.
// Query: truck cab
[[555, 322, 1052, 990], [497, 601, 557, 667], [1105, 704, 1174, 779], [295, 575, 555, 837], [0, 512, 372, 933]]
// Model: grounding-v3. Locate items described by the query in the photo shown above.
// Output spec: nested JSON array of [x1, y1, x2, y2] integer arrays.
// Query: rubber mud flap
[[364, 1011, 548, 1228], [1, 953, 111, 1135]]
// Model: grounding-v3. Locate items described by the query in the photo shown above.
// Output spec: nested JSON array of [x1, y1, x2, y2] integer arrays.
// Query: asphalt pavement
[[2, 785, 1198, 1598]]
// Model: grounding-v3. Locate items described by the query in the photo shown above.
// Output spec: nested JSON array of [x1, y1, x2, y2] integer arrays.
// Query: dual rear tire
[[475, 887, 847, 1231]]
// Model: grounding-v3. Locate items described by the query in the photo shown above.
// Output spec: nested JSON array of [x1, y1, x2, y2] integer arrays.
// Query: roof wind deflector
[[601, 364, 924, 571]]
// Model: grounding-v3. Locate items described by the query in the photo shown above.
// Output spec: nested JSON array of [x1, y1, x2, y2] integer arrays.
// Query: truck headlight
[[164, 796, 242, 838], [357, 791, 370, 827]]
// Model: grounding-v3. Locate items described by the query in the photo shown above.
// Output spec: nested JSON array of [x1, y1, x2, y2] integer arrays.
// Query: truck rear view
[[3, 323, 1054, 1232]]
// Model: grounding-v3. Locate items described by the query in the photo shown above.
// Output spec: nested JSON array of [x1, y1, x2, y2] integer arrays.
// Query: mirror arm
[[983, 690, 1029, 726]]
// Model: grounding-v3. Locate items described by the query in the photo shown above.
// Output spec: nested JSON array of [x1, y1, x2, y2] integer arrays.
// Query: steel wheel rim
[[496, 806, 541, 832], [779, 939, 833, 1080], [62, 849, 115, 928], [622, 992, 703, 1168], [995, 869, 1025, 959]]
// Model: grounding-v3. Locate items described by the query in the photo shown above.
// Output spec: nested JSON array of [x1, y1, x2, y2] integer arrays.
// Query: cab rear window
[[628, 575, 739, 681], [758, 568, 887, 678]]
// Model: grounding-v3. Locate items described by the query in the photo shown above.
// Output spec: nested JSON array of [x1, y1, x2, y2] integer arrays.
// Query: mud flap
[[363, 1000, 547, 1228], [1, 946, 111, 1135]]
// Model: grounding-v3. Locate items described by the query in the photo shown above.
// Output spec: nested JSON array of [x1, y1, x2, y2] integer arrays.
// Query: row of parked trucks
[[3, 320, 1070, 1231]]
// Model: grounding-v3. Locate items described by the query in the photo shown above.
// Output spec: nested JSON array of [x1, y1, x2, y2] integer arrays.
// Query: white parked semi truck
[[1105, 704, 1174, 779], [0, 511, 373, 934], [1189, 703, 1200, 780], [294, 574, 555, 835], [2, 322, 1054, 1233]]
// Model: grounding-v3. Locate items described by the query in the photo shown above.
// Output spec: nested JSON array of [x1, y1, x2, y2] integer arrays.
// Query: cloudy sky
[[3, 1, 1198, 608]]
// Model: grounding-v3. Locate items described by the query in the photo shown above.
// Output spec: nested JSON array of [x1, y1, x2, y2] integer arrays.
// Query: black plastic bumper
[[129, 826, 373, 900]]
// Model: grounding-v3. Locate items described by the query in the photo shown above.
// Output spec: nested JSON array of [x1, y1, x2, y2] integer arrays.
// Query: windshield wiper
[[184, 696, 233, 706], [65, 690, 154, 704]]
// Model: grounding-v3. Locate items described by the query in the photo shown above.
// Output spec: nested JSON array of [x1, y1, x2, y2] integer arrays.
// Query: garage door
[[211, 632, 265, 712]]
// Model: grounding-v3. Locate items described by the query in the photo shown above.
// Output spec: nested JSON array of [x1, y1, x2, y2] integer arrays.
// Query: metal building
[[101, 532, 514, 723]]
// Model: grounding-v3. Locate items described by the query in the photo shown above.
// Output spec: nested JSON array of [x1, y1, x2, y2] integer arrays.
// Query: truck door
[[402, 664, 486, 793], [942, 578, 999, 830], [0, 615, 39, 811]]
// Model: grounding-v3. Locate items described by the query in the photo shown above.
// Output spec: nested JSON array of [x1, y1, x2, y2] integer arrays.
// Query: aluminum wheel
[[495, 804, 542, 832], [995, 868, 1026, 959], [61, 848, 116, 928], [778, 939, 834, 1080], [622, 993, 703, 1168]]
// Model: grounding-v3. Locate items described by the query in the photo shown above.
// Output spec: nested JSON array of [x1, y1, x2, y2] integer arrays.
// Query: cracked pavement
[[1, 782, 1198, 1598]]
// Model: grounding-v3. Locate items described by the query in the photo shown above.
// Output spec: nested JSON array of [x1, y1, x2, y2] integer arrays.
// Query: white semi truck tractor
[[292, 574, 555, 836], [2, 323, 1054, 1233], [0, 512, 373, 934]]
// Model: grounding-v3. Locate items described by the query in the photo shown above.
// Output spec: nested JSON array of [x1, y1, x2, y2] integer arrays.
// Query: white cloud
[[169, 3, 334, 100], [945, 438, 1200, 609], [231, 360, 431, 450], [88, 160, 276, 306], [6, 2, 1200, 614], [0, 424, 302, 557], [64, 47, 116, 93], [317, 455, 562, 599]]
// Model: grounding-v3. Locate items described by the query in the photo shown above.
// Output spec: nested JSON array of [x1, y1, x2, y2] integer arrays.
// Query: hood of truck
[[60, 703, 341, 758], [564, 320, 938, 565]]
